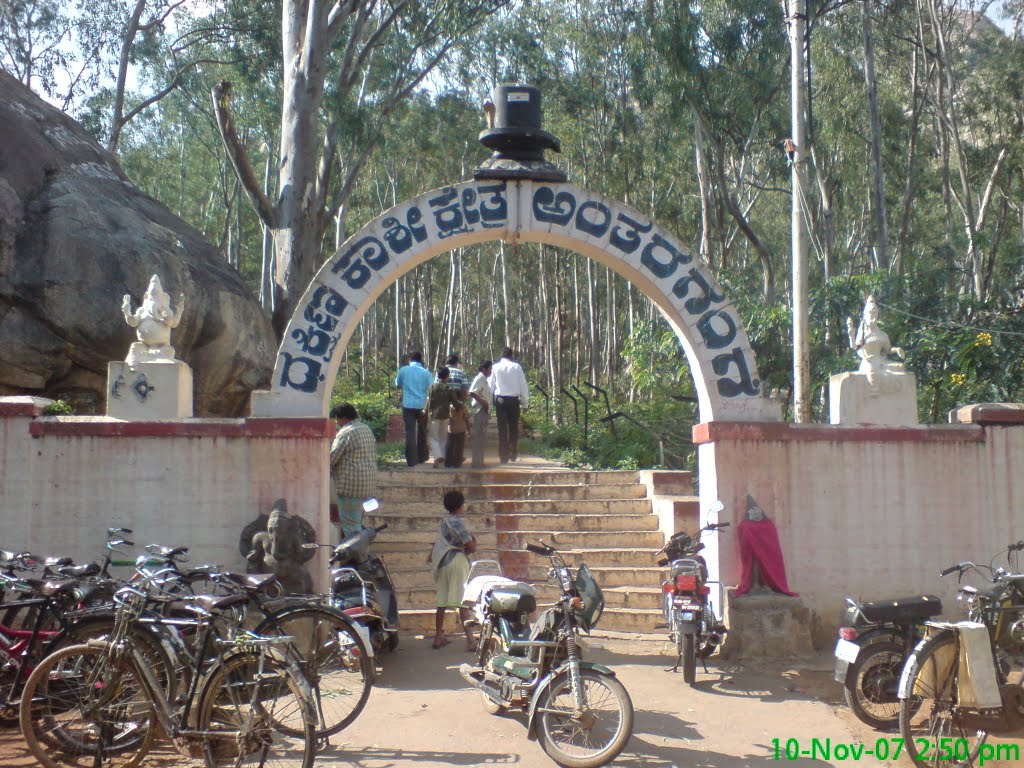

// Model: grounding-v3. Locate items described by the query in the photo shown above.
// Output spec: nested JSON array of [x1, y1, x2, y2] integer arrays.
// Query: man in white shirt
[[468, 360, 493, 468], [489, 347, 529, 463]]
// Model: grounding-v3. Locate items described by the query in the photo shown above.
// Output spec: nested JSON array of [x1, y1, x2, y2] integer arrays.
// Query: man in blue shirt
[[395, 351, 434, 466]]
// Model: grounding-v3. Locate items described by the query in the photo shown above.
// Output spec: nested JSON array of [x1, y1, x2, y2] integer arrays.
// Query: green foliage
[[528, 389, 696, 471], [43, 399, 74, 416], [620, 322, 691, 396], [330, 380, 396, 441], [375, 442, 405, 469]]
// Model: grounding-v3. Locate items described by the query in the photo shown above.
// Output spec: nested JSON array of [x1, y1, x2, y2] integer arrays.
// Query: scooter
[[656, 501, 729, 685], [459, 541, 633, 768], [833, 593, 942, 729], [327, 499, 400, 654]]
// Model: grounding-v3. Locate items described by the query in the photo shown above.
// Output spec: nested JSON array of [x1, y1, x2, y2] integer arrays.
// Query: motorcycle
[[326, 499, 400, 655], [459, 541, 634, 768], [897, 541, 1024, 766], [656, 501, 729, 685], [832, 593, 942, 729]]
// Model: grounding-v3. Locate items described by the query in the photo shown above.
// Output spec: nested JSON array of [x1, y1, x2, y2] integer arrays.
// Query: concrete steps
[[398, 606, 666, 635], [371, 483, 648, 501], [390, 583, 666, 613], [374, 465, 695, 643], [373, 499, 653, 516], [377, 468, 645, 487]]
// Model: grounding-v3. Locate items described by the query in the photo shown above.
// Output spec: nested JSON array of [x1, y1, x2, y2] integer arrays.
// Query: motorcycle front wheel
[[843, 639, 904, 730], [535, 669, 634, 768], [899, 631, 988, 767]]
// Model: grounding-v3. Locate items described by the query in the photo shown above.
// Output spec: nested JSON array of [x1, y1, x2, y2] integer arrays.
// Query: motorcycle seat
[[670, 557, 708, 581], [463, 574, 518, 605], [850, 595, 943, 625], [488, 583, 537, 615]]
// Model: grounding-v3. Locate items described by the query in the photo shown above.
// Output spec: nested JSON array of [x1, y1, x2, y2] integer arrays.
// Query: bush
[[376, 441, 404, 468], [528, 395, 695, 470], [330, 385, 397, 441], [43, 399, 74, 415]]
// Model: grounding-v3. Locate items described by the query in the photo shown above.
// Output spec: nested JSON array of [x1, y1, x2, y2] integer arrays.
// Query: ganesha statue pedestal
[[107, 360, 193, 420], [829, 371, 918, 426]]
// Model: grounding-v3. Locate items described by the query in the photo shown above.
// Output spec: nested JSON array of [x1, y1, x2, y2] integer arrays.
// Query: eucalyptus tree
[[212, 0, 510, 338], [0, 0, 75, 96], [647, 0, 789, 303]]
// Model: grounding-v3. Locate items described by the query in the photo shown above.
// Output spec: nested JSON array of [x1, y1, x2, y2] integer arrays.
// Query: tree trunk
[[694, 115, 715, 266], [862, 0, 889, 271]]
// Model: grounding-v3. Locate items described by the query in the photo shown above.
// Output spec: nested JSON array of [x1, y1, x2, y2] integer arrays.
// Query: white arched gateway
[[250, 179, 778, 424]]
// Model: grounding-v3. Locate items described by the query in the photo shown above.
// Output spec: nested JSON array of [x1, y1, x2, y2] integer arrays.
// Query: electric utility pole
[[789, 0, 811, 423]]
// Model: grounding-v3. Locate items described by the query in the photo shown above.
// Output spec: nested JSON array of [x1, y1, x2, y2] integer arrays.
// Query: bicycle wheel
[[535, 668, 634, 768], [899, 631, 989, 766], [55, 615, 178, 704], [196, 650, 315, 768], [844, 639, 904, 730], [19, 643, 156, 768], [255, 606, 373, 736]]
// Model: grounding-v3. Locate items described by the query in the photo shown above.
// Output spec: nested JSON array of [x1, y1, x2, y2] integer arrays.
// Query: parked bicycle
[[20, 579, 318, 768], [0, 550, 174, 724], [897, 541, 1024, 767]]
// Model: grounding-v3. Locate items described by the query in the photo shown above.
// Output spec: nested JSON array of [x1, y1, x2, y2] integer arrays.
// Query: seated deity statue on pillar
[[107, 273, 193, 419], [122, 274, 185, 368], [847, 295, 907, 387], [829, 295, 918, 425]]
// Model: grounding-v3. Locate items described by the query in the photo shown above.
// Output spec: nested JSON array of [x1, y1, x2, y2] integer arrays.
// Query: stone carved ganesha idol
[[122, 274, 185, 367], [241, 500, 316, 595]]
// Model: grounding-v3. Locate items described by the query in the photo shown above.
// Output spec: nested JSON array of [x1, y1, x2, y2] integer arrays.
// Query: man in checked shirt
[[329, 403, 378, 537]]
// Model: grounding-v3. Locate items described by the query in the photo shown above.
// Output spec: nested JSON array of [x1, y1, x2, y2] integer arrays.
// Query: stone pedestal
[[829, 371, 918, 426], [718, 589, 815, 659], [107, 360, 193, 419]]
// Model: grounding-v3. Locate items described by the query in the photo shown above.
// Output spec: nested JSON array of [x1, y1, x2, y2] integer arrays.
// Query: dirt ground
[[4, 634, 1020, 768]]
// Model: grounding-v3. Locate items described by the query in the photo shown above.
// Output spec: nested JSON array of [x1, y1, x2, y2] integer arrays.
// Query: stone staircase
[[369, 466, 698, 643]]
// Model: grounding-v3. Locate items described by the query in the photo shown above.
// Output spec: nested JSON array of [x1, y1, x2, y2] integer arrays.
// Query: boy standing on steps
[[429, 490, 478, 651], [445, 388, 471, 468]]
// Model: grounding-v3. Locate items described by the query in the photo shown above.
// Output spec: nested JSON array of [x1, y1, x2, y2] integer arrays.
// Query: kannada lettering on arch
[[712, 347, 761, 398], [280, 284, 352, 394], [428, 182, 509, 239]]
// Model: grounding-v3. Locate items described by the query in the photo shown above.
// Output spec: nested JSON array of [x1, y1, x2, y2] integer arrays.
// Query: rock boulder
[[0, 71, 275, 416]]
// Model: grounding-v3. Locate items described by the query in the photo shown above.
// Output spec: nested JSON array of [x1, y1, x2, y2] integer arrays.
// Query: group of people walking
[[395, 347, 529, 469]]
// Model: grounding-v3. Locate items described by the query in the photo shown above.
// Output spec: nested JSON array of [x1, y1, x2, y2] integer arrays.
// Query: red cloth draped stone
[[735, 518, 799, 597]]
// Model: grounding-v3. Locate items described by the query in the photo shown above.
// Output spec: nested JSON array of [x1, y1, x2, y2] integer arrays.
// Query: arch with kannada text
[[250, 179, 777, 423]]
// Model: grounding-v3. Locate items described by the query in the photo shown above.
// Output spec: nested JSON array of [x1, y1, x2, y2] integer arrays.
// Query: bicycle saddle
[[58, 563, 102, 578], [185, 592, 248, 613], [21, 578, 77, 597], [218, 572, 280, 593]]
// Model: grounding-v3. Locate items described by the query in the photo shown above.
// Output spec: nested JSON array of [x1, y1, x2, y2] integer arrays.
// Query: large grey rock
[[0, 71, 275, 415]]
